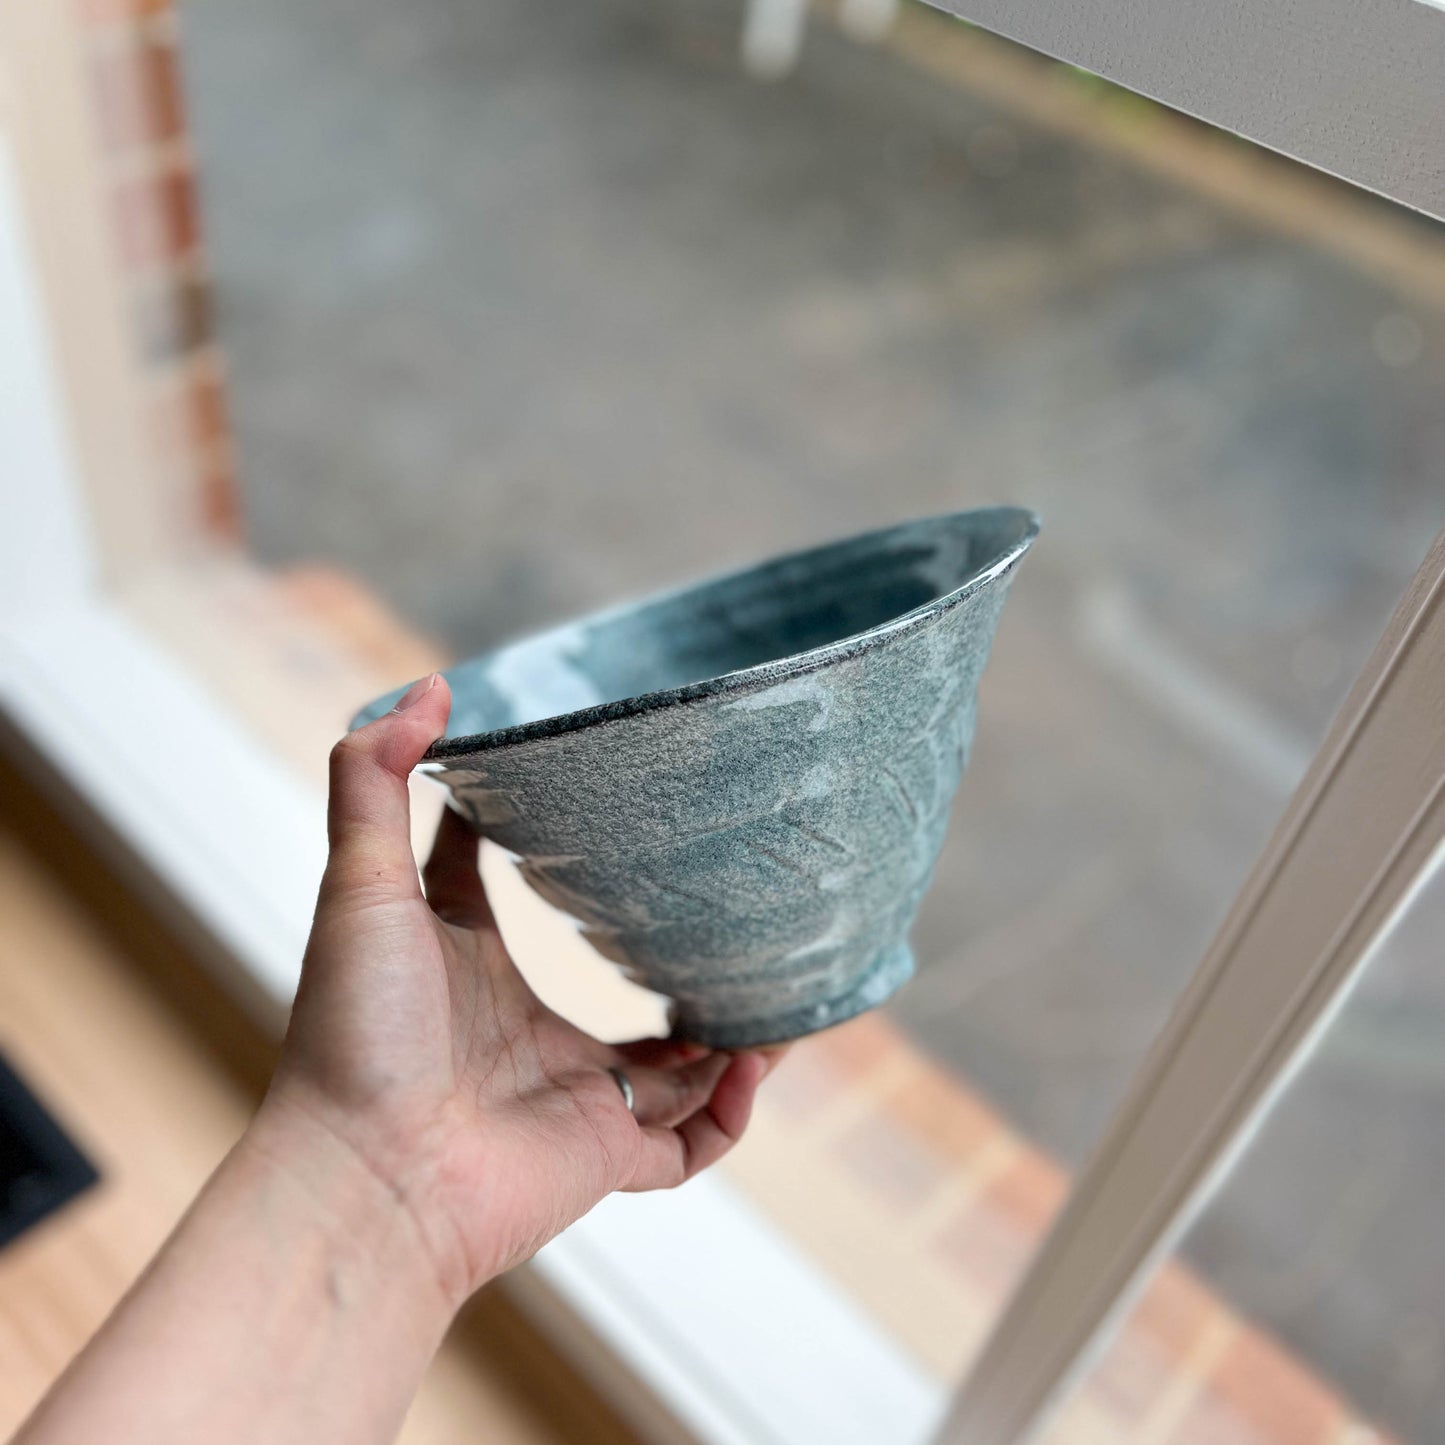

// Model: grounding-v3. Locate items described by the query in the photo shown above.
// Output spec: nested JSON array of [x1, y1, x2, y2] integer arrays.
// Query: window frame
[[917, 0, 1445, 223]]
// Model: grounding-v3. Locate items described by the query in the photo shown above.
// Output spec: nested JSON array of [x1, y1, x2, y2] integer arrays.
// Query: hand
[[18, 671, 780, 1445], [258, 672, 777, 1311]]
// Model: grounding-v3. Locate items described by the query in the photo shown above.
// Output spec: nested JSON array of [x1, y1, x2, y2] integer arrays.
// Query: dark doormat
[[0, 1049, 99, 1250]]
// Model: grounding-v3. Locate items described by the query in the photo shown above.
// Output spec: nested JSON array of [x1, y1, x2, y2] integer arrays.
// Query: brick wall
[[76, 0, 242, 541]]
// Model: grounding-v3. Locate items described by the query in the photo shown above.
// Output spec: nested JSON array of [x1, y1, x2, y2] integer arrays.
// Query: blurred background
[[3, 0, 1442, 1439], [177, 0, 1445, 1433]]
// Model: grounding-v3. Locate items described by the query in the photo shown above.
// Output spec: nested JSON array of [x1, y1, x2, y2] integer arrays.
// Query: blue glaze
[[354, 507, 1039, 1048]]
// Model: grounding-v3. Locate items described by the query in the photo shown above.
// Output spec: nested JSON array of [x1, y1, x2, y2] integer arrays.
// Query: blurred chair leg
[[741, 0, 810, 79]]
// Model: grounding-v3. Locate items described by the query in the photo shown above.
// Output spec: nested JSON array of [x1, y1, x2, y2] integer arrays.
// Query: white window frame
[[920, 0, 1445, 223], [3, 2, 1442, 1441]]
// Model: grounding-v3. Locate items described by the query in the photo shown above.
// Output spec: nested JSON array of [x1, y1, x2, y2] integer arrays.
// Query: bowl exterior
[[426, 572, 1018, 1048]]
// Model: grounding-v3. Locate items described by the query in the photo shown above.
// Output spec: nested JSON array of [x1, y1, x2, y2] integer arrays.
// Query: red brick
[[1210, 1328, 1348, 1445], [985, 1150, 1068, 1234], [187, 365, 231, 450], [147, 365, 231, 461], [88, 37, 185, 152], [199, 450, 244, 542], [110, 165, 198, 270], [76, 0, 172, 25], [1131, 1263, 1219, 1362]]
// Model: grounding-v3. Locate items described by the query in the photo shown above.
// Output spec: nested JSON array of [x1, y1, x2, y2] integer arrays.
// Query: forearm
[[18, 1103, 458, 1445]]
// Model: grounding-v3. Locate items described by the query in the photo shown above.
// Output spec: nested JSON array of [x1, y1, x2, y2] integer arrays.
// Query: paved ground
[[183, 0, 1445, 1432]]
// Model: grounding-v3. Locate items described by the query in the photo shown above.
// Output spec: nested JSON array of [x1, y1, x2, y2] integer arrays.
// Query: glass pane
[[178, 0, 1443, 1403], [1042, 866, 1445, 1444]]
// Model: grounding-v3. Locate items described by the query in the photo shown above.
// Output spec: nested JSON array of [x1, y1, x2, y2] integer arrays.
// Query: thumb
[[323, 673, 450, 905]]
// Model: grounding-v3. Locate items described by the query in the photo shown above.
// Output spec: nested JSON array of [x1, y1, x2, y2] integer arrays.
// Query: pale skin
[[18, 674, 781, 1444]]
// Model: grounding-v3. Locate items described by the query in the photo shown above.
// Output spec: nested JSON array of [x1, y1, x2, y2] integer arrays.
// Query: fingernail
[[392, 673, 438, 713]]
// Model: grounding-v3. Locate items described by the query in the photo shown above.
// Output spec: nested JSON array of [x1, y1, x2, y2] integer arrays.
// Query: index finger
[[623, 1052, 768, 1192]]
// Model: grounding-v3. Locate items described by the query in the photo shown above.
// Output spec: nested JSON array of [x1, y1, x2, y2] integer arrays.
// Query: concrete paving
[[183, 0, 1445, 1431]]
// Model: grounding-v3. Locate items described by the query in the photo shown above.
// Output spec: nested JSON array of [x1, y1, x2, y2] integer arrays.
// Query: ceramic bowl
[[354, 507, 1038, 1048]]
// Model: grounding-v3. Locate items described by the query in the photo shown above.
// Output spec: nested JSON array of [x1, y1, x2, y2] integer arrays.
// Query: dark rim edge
[[403, 506, 1040, 761]]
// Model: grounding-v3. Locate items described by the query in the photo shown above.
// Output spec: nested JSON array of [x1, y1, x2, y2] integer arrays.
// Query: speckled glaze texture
[[354, 508, 1038, 1048]]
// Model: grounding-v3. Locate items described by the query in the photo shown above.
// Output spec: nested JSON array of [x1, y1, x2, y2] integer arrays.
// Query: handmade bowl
[[354, 507, 1038, 1048]]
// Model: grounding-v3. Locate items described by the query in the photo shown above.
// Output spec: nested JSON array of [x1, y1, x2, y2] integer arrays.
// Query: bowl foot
[[667, 944, 915, 1050]]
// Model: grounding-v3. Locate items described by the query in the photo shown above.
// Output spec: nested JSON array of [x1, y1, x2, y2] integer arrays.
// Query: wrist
[[241, 1092, 468, 1327]]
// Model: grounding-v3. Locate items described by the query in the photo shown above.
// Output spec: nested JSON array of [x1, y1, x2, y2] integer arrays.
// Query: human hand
[[257, 673, 777, 1313], [16, 671, 782, 1445]]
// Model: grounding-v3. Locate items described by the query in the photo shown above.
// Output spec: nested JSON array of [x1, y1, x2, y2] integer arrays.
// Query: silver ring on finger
[[607, 1066, 636, 1116]]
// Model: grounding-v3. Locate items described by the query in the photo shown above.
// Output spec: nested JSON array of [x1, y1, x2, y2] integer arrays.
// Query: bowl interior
[[359, 507, 1036, 744]]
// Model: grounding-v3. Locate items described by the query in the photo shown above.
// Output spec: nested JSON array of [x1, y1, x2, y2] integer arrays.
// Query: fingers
[[323, 674, 449, 905], [623, 1052, 768, 1192], [754, 1043, 792, 1079], [613, 1037, 711, 1071], [620, 1052, 731, 1130], [611, 1036, 788, 1082], [423, 805, 496, 928]]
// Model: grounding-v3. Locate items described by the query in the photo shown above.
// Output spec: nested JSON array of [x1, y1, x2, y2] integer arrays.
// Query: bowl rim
[[380, 505, 1040, 761]]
